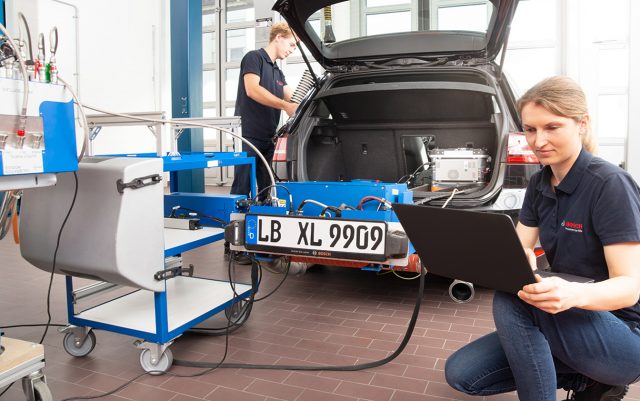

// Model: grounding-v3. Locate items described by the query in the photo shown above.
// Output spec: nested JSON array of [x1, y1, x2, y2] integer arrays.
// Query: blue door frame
[[1, 0, 6, 26], [170, 0, 204, 193]]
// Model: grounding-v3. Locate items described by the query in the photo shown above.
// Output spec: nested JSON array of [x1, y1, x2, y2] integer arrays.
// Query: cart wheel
[[224, 299, 252, 324], [32, 381, 53, 401], [63, 330, 96, 357], [139, 348, 173, 375]]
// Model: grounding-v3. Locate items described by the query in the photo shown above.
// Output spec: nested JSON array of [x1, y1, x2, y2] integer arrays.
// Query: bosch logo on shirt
[[277, 80, 284, 86], [561, 220, 583, 233]]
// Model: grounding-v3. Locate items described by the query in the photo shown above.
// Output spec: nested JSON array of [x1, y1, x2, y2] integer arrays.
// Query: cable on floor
[[172, 261, 425, 371]]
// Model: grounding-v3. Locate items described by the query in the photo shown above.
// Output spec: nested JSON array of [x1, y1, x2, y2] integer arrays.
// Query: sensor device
[[164, 217, 201, 230]]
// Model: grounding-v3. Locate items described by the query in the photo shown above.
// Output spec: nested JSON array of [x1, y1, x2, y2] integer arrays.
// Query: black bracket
[[154, 264, 194, 281], [116, 174, 162, 194]]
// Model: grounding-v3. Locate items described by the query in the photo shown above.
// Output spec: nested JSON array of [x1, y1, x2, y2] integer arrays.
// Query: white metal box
[[430, 148, 491, 183]]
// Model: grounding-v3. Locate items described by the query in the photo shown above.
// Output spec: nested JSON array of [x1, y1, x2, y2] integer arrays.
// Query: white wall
[[627, 1, 640, 180], [5, 0, 173, 155]]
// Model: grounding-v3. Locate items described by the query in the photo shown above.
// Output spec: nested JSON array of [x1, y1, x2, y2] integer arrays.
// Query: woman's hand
[[517, 275, 583, 314]]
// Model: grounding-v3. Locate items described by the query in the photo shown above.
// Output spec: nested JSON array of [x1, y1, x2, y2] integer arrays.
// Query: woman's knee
[[445, 333, 509, 395], [445, 348, 475, 393]]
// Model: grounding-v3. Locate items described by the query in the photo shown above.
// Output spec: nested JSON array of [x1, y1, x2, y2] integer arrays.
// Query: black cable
[[192, 253, 288, 336], [186, 254, 255, 336], [252, 184, 294, 214], [39, 172, 79, 345], [169, 206, 227, 227], [173, 262, 425, 371], [296, 199, 329, 215], [0, 383, 13, 397], [2, 323, 66, 329], [61, 314, 234, 401], [252, 258, 290, 302], [398, 161, 431, 185], [319, 205, 342, 217]]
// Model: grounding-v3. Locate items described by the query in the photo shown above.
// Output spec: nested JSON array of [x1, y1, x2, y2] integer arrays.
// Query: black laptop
[[392, 204, 593, 294]]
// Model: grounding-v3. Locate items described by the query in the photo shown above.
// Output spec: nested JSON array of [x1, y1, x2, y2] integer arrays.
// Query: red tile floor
[[1, 227, 638, 401]]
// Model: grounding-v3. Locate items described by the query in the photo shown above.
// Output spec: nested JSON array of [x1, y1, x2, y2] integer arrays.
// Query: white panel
[[627, 0, 640, 180], [75, 276, 252, 333], [17, 0, 174, 156]]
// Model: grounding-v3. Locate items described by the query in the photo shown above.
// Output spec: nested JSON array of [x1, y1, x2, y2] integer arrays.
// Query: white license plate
[[244, 214, 387, 262]]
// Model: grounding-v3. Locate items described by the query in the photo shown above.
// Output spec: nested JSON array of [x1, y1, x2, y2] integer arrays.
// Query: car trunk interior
[[300, 71, 502, 196]]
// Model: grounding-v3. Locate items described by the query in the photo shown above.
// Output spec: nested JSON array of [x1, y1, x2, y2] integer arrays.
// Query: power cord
[[252, 184, 294, 214], [0, 173, 77, 399], [356, 196, 391, 211], [59, 313, 234, 401], [1, 323, 66, 329], [39, 172, 79, 344], [172, 262, 425, 371]]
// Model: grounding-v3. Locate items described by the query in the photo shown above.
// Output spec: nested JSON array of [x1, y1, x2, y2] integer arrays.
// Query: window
[[503, 0, 558, 97], [502, 0, 631, 168], [436, 3, 491, 32]]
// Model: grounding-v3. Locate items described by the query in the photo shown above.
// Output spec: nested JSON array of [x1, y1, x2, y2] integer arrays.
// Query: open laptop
[[392, 204, 593, 294]]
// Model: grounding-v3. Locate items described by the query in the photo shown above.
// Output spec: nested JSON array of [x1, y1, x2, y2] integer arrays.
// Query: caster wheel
[[33, 381, 53, 401], [63, 330, 96, 357], [224, 299, 252, 325], [139, 348, 173, 375]]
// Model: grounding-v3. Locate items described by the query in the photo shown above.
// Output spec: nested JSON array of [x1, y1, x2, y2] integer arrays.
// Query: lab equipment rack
[[59, 151, 257, 374]]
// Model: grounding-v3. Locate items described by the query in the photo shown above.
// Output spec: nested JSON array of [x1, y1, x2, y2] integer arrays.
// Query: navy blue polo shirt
[[234, 48, 287, 142], [519, 149, 640, 323]]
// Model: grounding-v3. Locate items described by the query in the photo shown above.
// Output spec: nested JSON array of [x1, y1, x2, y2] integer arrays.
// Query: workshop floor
[[1, 204, 639, 401]]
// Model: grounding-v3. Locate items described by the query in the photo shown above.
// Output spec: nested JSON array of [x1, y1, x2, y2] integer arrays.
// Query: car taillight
[[507, 132, 539, 164], [273, 135, 288, 162]]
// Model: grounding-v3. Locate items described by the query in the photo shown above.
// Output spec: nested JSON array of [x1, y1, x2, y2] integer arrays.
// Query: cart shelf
[[164, 227, 225, 257], [72, 276, 251, 339]]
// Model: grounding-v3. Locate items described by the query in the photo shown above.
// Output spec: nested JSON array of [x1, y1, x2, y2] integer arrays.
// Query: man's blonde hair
[[269, 22, 293, 42], [517, 76, 597, 154]]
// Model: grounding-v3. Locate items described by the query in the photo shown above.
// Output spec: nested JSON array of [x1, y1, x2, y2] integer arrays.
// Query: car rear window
[[308, 0, 496, 44]]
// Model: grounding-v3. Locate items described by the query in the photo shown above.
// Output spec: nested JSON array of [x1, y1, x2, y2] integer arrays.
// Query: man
[[227, 23, 298, 264], [230, 22, 298, 198]]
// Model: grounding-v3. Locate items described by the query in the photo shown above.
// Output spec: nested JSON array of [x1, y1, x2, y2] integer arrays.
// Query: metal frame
[[171, 0, 205, 192], [85, 113, 250, 191], [86, 112, 165, 157]]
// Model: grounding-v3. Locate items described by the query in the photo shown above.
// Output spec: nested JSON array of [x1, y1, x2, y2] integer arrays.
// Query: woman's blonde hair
[[517, 76, 597, 154], [269, 22, 293, 42]]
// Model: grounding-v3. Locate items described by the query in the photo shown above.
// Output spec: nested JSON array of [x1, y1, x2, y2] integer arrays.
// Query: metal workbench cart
[[19, 153, 256, 374]]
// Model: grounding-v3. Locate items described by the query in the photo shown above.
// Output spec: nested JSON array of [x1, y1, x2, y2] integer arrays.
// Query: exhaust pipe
[[449, 279, 475, 303]]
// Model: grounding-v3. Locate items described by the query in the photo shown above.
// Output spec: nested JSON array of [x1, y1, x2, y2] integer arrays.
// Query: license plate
[[244, 214, 387, 262]]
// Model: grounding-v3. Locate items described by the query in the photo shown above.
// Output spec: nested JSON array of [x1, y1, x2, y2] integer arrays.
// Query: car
[[272, 0, 540, 220]]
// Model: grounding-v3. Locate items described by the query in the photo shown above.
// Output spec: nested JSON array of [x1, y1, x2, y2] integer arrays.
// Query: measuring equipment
[[226, 181, 416, 270]]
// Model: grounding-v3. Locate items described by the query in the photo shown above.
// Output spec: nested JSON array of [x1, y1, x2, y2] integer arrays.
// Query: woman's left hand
[[517, 274, 581, 314]]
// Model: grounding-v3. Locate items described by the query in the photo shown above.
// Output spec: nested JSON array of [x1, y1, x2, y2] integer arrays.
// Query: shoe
[[231, 252, 252, 265], [571, 382, 629, 401], [223, 242, 252, 265]]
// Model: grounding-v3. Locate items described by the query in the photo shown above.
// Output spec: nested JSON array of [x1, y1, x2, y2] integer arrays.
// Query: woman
[[445, 76, 640, 401]]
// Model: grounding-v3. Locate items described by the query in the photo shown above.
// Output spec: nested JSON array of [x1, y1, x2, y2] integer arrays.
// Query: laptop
[[392, 204, 593, 294]]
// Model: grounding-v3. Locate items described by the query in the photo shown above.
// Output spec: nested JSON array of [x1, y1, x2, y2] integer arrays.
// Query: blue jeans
[[445, 291, 640, 401]]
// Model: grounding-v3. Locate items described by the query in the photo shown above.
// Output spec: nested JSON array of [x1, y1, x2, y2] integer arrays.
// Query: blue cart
[[20, 152, 256, 373]]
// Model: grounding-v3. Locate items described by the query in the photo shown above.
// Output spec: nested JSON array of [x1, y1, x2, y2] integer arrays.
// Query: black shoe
[[231, 252, 252, 265], [572, 382, 629, 401]]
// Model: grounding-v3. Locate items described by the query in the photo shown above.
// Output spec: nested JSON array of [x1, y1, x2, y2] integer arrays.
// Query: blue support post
[[170, 0, 204, 193], [1, 0, 5, 26]]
